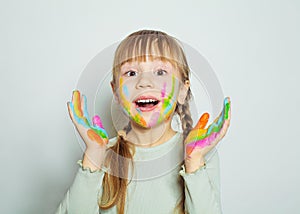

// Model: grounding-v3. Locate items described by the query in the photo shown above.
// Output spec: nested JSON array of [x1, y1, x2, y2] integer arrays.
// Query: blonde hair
[[100, 29, 194, 214]]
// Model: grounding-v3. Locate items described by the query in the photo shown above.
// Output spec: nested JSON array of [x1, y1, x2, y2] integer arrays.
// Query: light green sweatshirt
[[55, 132, 222, 214]]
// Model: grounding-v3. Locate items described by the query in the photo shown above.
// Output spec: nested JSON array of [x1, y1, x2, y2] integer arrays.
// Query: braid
[[176, 89, 194, 141], [100, 122, 134, 214], [124, 122, 132, 134], [174, 89, 193, 214]]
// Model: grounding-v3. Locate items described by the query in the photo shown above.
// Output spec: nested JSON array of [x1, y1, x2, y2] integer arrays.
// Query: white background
[[1, 0, 299, 213]]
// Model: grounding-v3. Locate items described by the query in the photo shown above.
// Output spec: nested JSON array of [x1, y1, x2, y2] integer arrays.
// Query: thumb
[[194, 113, 209, 129]]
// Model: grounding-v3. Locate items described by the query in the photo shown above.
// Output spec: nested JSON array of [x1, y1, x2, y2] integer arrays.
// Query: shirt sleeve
[[55, 160, 105, 214], [179, 149, 222, 214]]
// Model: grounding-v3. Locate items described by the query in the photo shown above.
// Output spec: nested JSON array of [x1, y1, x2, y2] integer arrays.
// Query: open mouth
[[134, 96, 160, 112]]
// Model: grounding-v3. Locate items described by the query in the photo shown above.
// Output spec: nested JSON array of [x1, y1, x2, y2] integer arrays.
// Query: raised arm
[[55, 90, 109, 213], [181, 97, 231, 213]]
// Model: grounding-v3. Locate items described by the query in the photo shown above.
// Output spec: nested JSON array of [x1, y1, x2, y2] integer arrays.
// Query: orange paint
[[194, 113, 209, 129], [87, 129, 106, 145]]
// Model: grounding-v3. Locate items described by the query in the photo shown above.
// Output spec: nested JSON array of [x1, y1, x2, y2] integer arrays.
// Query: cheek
[[118, 83, 135, 109], [122, 84, 130, 99], [160, 76, 180, 100], [118, 77, 136, 100]]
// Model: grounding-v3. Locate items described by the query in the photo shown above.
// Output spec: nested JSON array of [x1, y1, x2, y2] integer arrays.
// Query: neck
[[126, 117, 176, 148]]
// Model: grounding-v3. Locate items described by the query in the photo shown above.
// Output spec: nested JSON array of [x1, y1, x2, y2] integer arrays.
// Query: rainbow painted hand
[[67, 90, 108, 147], [185, 97, 231, 156]]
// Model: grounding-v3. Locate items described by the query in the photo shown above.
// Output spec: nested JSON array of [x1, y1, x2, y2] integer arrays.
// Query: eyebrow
[[120, 62, 138, 70]]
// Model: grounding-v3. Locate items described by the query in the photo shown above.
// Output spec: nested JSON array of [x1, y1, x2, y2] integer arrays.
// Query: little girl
[[56, 30, 231, 214]]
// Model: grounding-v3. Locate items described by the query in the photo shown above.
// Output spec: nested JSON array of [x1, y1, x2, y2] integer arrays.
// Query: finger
[[213, 97, 230, 126], [213, 97, 229, 126], [194, 113, 209, 129], [207, 97, 231, 135], [185, 127, 207, 144], [82, 94, 92, 126], [185, 113, 209, 144], [220, 119, 230, 138], [210, 119, 230, 147], [69, 101, 89, 128], [72, 90, 84, 118], [227, 107, 231, 126], [224, 97, 231, 120], [219, 97, 231, 129], [207, 119, 222, 137]]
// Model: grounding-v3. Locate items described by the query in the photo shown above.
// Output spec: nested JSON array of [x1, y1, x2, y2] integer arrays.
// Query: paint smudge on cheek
[[161, 82, 167, 98], [119, 78, 132, 114], [157, 75, 177, 123], [123, 85, 129, 98], [118, 77, 147, 127]]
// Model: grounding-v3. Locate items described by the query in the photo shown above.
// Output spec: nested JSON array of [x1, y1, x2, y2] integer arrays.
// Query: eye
[[155, 69, 167, 76], [124, 70, 138, 77]]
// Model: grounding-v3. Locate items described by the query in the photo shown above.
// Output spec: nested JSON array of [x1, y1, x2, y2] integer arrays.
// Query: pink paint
[[187, 132, 219, 153], [161, 82, 167, 98], [92, 115, 104, 128], [148, 111, 160, 127]]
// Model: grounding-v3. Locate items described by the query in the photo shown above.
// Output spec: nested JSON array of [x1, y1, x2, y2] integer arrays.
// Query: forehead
[[121, 59, 175, 70]]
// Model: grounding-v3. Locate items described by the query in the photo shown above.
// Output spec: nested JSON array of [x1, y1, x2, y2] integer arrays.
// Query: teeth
[[136, 99, 157, 103]]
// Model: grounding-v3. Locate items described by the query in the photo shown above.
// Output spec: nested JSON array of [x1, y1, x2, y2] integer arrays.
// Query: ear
[[177, 80, 190, 105], [110, 81, 119, 103]]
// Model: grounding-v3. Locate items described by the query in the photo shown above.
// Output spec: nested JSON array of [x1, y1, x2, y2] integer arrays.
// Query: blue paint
[[70, 101, 109, 139], [83, 95, 92, 126], [217, 110, 224, 126], [207, 123, 217, 135], [70, 102, 89, 128], [93, 126, 109, 139], [123, 85, 129, 98], [136, 108, 142, 114], [164, 103, 173, 115]]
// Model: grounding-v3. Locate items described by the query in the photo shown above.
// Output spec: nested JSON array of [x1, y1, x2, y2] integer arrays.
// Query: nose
[[136, 72, 154, 89]]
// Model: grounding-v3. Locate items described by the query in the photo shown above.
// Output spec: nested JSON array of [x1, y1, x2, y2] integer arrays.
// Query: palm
[[67, 90, 108, 149], [185, 97, 231, 157]]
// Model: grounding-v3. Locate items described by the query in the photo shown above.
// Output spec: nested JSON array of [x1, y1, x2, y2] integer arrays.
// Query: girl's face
[[113, 59, 187, 128]]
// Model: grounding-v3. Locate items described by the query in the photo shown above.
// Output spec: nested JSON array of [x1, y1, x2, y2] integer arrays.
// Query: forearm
[[55, 160, 105, 214], [180, 150, 222, 214]]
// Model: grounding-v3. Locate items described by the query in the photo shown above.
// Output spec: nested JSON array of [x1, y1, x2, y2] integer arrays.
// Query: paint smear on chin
[[147, 111, 160, 127]]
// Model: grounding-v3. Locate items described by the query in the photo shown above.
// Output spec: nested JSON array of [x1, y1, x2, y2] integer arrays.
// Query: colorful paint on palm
[[70, 90, 108, 144], [185, 97, 231, 155]]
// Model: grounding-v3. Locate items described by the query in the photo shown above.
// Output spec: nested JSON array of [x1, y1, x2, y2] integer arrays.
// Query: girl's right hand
[[67, 90, 108, 155]]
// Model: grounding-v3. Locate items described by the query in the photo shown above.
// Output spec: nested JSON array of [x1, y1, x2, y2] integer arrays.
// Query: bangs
[[114, 33, 185, 69], [112, 30, 190, 84]]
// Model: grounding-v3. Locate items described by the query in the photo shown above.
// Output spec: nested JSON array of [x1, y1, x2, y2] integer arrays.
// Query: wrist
[[82, 148, 106, 171], [184, 156, 206, 173]]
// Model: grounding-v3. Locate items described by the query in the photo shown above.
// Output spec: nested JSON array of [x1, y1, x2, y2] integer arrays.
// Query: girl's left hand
[[184, 97, 231, 173]]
